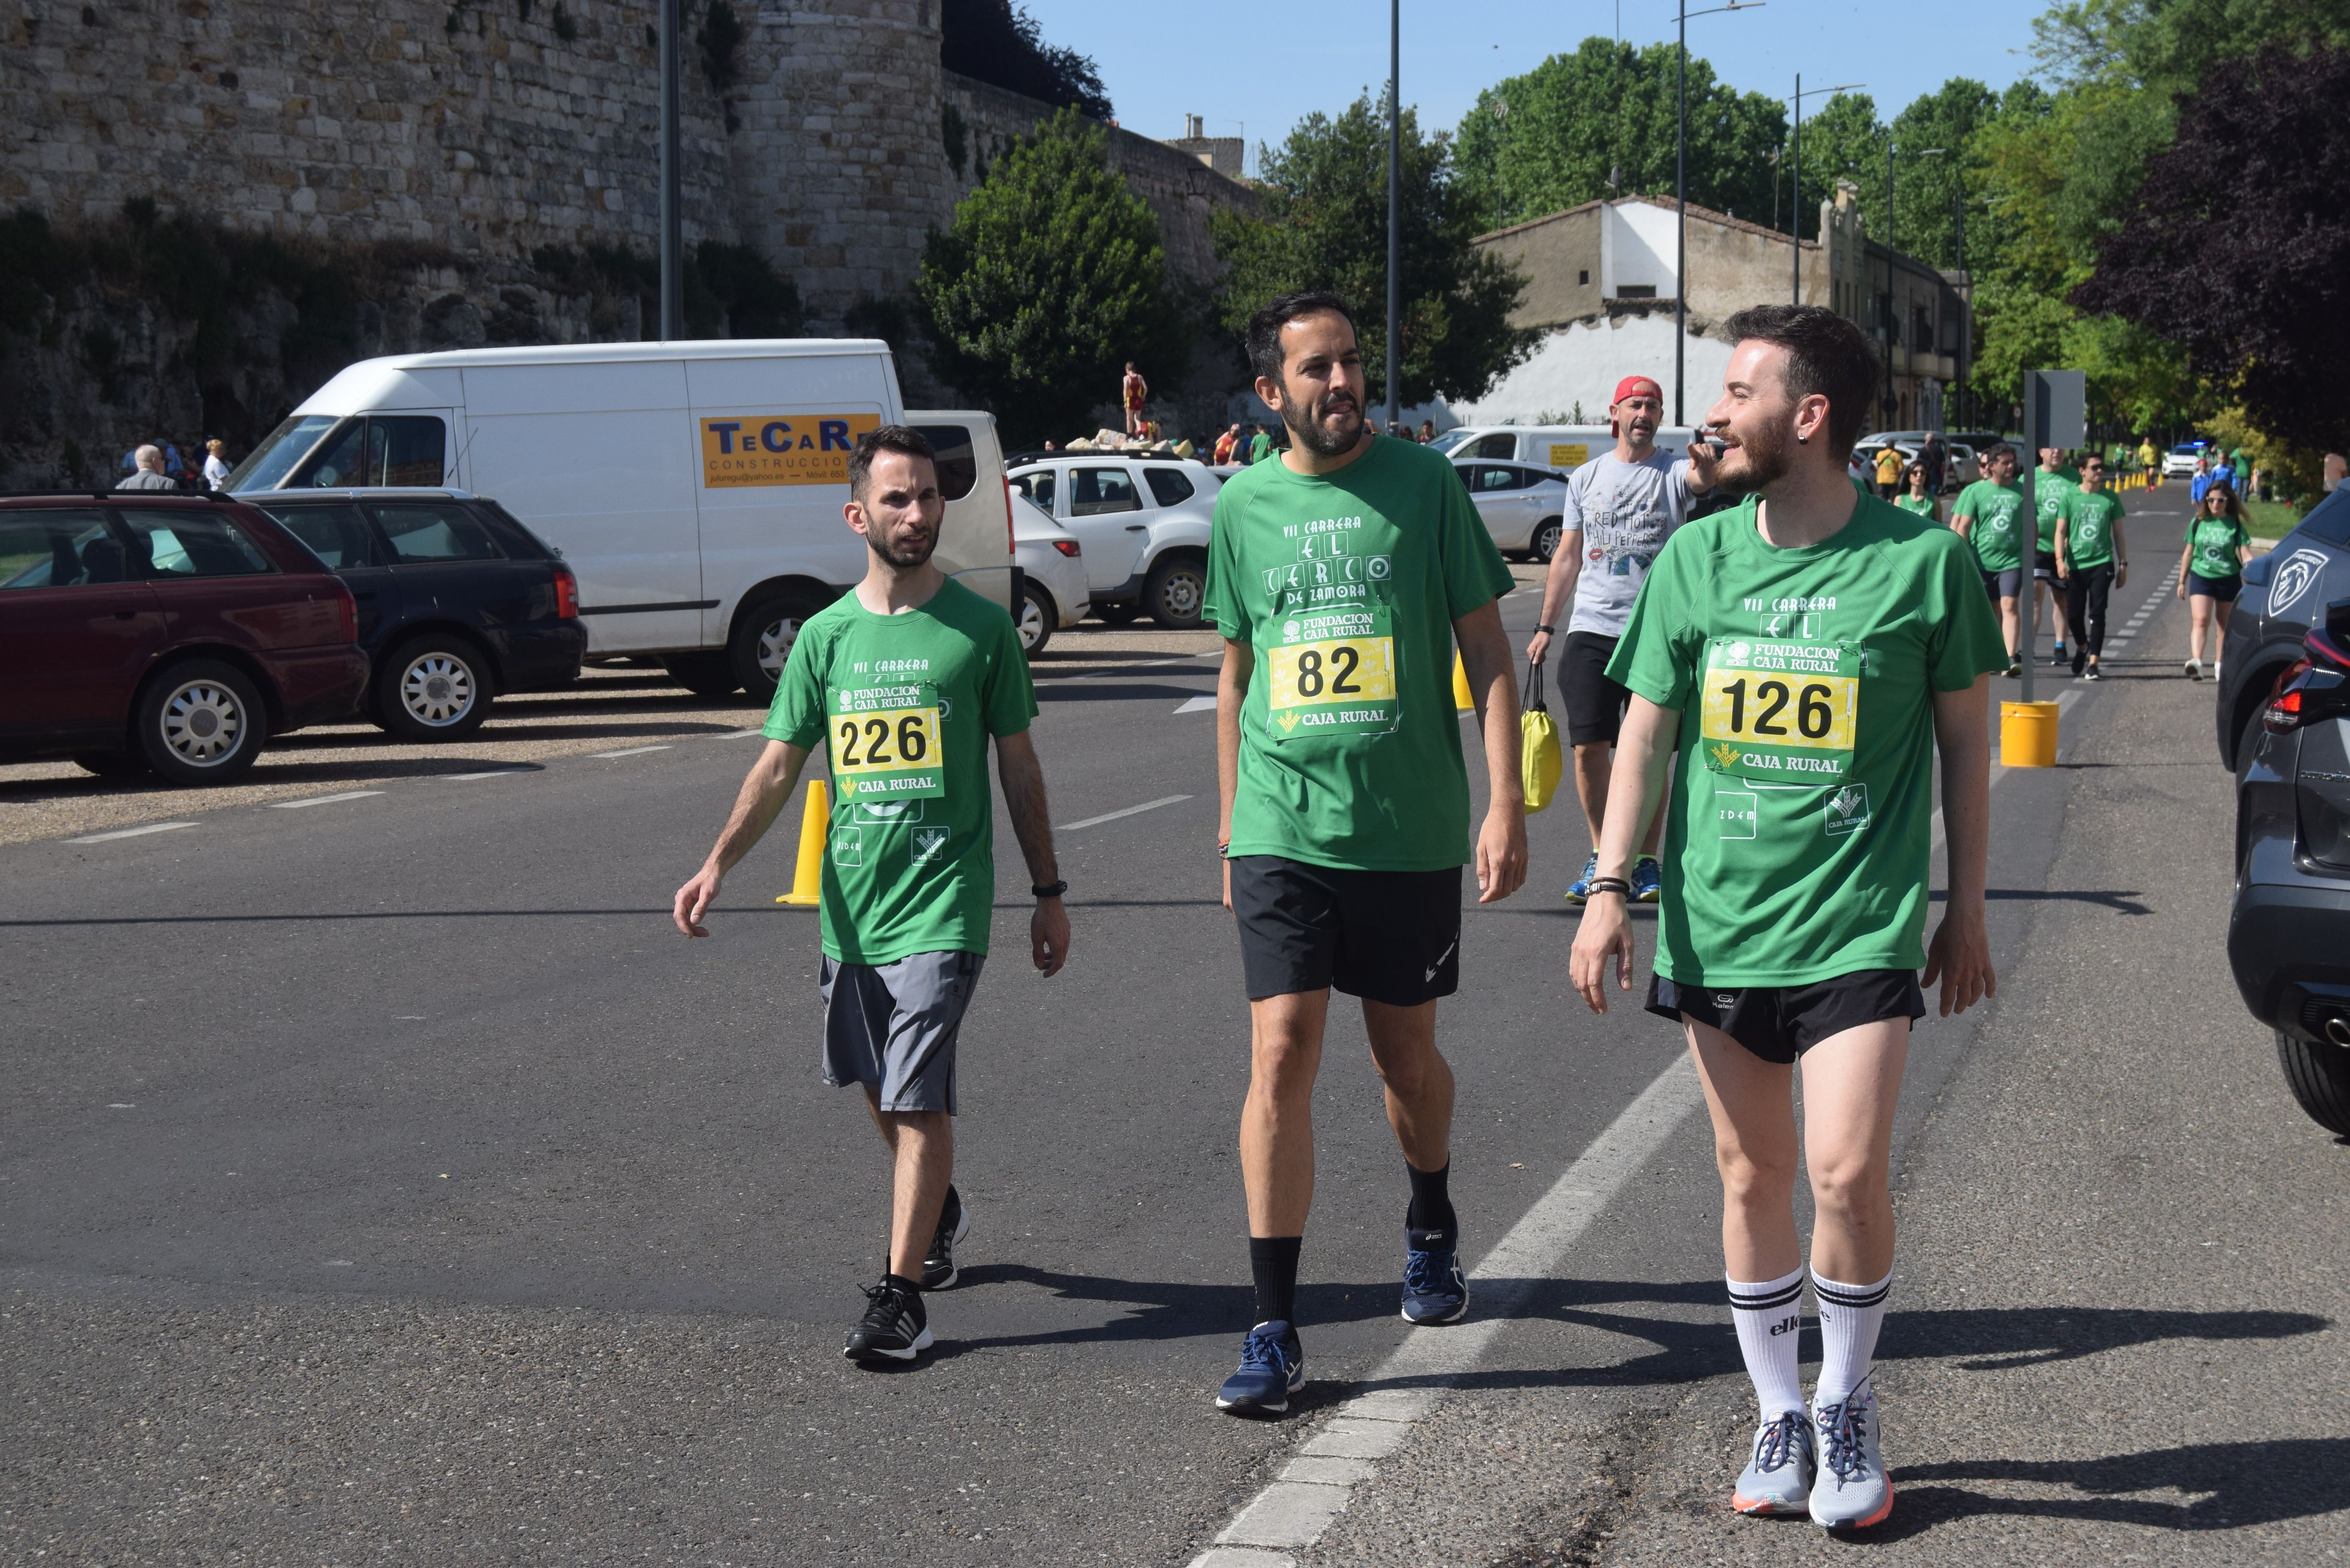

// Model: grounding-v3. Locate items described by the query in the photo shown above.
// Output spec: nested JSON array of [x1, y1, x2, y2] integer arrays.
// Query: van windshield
[[1425, 429, 1475, 455], [224, 416, 341, 492]]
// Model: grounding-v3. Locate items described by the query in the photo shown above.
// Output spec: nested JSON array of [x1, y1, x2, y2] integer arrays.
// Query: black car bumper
[[495, 622, 587, 693], [2229, 878, 2350, 1041]]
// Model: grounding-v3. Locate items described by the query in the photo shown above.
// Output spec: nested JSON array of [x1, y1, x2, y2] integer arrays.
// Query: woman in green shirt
[[2175, 485, 2253, 681], [1894, 460, 1941, 524]]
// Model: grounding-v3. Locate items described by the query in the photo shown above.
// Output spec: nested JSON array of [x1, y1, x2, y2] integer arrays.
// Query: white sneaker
[[2184, 658, 2202, 681], [1808, 1381, 1893, 1530]]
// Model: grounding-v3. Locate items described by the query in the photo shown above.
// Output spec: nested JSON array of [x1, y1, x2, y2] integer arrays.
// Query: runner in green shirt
[[1204, 291, 1525, 1416], [2055, 453, 2129, 680], [1570, 305, 2004, 1532], [1950, 444, 2026, 677], [1893, 459, 1940, 523], [2176, 479, 2251, 680], [672, 426, 1071, 1365], [2032, 448, 2078, 667]]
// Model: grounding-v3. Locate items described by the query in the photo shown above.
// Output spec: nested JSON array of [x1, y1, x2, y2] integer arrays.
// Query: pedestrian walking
[[1892, 460, 1940, 523], [1570, 303, 2004, 1532], [671, 425, 1070, 1365], [1951, 443, 2026, 676], [1917, 431, 1945, 495], [2055, 452, 2128, 681], [2031, 446, 2077, 668], [1203, 290, 1525, 1416], [1213, 423, 1241, 466], [1248, 422, 1275, 466], [202, 439, 232, 489], [115, 444, 179, 490], [2178, 481, 2250, 681], [1526, 373, 1719, 905], [1871, 439, 1903, 501], [1418, 419, 1436, 444], [1122, 362, 1150, 437]]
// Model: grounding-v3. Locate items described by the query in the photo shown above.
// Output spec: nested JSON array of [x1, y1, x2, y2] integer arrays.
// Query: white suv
[[1007, 456, 1219, 628]]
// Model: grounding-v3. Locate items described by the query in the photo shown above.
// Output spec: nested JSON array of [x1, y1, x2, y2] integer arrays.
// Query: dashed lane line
[[589, 745, 673, 759], [67, 822, 200, 845], [1175, 695, 1218, 714], [267, 791, 384, 810], [436, 768, 536, 781], [1056, 794, 1192, 832]]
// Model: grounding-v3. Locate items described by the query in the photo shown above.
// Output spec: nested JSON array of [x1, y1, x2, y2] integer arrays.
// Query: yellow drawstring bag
[[1520, 659, 1563, 813]]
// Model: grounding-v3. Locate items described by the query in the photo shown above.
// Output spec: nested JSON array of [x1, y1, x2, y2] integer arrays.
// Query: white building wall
[[1606, 203, 1680, 297], [1407, 313, 1734, 430]]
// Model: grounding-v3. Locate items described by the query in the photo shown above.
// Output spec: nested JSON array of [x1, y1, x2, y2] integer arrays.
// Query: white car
[[2163, 442, 2207, 479], [1453, 458, 1572, 562], [1007, 455, 1219, 628], [1011, 494, 1088, 656]]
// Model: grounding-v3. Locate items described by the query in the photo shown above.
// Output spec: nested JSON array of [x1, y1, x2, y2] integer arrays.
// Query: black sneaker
[[923, 1187, 970, 1291], [2070, 648, 2087, 677], [844, 1275, 931, 1364]]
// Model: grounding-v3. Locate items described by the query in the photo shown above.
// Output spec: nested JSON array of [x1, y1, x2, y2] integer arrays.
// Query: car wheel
[[375, 635, 493, 742], [1531, 517, 1564, 564], [662, 651, 741, 698], [1094, 601, 1142, 626], [1018, 582, 1055, 656], [73, 752, 150, 781], [730, 590, 828, 705], [1145, 556, 1207, 630], [133, 659, 265, 786], [2276, 1028, 2350, 1137]]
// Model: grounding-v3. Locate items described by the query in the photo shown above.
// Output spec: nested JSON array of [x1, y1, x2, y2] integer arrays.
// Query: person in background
[[1213, 423, 1242, 466], [2031, 447, 2077, 669], [116, 444, 179, 490], [1872, 439, 1905, 501], [1895, 460, 1941, 524], [1419, 420, 1436, 444], [1122, 363, 1150, 438], [2136, 435, 2159, 477], [2178, 482, 2252, 682], [2230, 447, 2250, 497], [1917, 432, 1946, 496], [1248, 422, 1275, 466], [2324, 453, 2346, 493]]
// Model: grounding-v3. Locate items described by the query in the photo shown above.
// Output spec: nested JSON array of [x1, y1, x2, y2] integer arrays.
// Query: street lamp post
[[657, 0, 683, 341], [1787, 76, 1863, 306], [1674, 0, 1762, 428], [1386, 0, 1401, 436], [1881, 143, 1943, 428]]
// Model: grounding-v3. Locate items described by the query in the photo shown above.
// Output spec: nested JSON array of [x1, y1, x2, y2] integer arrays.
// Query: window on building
[[1617, 284, 1656, 299], [1577, 269, 1590, 285]]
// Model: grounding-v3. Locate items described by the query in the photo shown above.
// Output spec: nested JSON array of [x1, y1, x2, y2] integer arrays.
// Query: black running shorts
[[1647, 969, 1925, 1065], [1559, 630, 1631, 746], [1229, 855, 1462, 1006], [2033, 548, 2060, 582]]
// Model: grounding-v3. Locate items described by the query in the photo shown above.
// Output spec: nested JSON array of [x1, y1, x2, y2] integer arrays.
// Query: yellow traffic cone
[[776, 778, 828, 906], [1454, 651, 1475, 712]]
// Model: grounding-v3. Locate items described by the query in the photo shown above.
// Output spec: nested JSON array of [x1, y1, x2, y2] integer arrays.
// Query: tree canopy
[[914, 108, 1184, 447], [940, 0, 1111, 119], [1214, 94, 1535, 411]]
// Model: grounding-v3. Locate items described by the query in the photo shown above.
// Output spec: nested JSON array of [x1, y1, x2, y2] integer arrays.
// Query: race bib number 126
[[829, 683, 944, 799], [1698, 639, 1859, 780]]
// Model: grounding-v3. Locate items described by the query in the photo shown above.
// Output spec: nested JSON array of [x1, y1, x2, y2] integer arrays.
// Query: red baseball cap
[[1610, 376, 1664, 434]]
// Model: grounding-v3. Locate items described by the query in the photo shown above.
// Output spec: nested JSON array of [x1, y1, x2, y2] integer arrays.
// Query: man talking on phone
[[1526, 376, 1718, 904]]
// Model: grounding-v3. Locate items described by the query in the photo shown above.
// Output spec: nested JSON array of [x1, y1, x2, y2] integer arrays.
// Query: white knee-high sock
[[1726, 1266, 1807, 1421], [1811, 1267, 1892, 1406]]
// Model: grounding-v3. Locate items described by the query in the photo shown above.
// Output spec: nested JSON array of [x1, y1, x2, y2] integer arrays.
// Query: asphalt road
[[5, 485, 2344, 1565]]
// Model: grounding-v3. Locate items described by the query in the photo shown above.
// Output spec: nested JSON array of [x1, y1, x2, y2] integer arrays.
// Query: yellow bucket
[[2000, 700, 2059, 768]]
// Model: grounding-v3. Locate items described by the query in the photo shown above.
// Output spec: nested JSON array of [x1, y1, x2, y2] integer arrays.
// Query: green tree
[[1788, 92, 1885, 226], [1214, 94, 1535, 410], [1453, 40, 1787, 230], [914, 108, 1186, 447]]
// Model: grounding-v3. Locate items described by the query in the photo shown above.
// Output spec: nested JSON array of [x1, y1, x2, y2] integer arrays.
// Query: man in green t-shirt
[[1569, 304, 2005, 1531], [2055, 452, 2129, 680], [2031, 447, 2078, 667], [1203, 291, 1524, 1416], [1950, 443, 2026, 677], [671, 426, 1070, 1366]]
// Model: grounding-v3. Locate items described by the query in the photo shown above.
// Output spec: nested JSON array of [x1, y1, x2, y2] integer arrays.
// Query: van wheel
[[1145, 556, 1207, 630], [662, 652, 741, 698], [1531, 518, 1564, 563], [378, 633, 493, 742], [1018, 582, 1056, 656], [732, 590, 828, 704], [2276, 1029, 2350, 1137], [134, 659, 264, 787]]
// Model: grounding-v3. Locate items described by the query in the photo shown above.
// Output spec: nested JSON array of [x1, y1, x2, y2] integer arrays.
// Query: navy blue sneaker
[[1564, 852, 1599, 905], [1215, 1320, 1304, 1416], [1631, 855, 1663, 904], [1400, 1227, 1470, 1324]]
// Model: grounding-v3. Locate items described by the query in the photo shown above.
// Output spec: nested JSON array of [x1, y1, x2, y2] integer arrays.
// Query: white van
[[226, 342, 1014, 699], [1429, 424, 1701, 472]]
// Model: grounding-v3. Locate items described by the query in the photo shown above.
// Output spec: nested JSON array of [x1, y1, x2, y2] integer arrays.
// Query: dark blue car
[[2219, 485, 2350, 1135], [249, 490, 584, 741]]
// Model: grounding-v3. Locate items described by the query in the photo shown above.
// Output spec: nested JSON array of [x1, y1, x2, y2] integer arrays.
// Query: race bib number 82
[[1698, 639, 1859, 780]]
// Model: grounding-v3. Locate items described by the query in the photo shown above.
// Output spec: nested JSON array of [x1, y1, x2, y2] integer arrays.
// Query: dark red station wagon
[[0, 492, 370, 786]]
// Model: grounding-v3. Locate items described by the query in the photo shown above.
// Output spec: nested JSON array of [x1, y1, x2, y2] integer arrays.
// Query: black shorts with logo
[[1559, 630, 1631, 746], [1229, 855, 1461, 1006], [1646, 969, 1925, 1065]]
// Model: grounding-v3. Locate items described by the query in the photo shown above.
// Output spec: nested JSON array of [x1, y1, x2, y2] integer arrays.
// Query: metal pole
[[2019, 437, 2037, 702], [1791, 72, 1801, 305], [1954, 194, 1967, 428], [1883, 144, 1894, 426], [658, 0, 684, 341], [1386, 0, 1400, 434], [1675, 2, 1686, 428]]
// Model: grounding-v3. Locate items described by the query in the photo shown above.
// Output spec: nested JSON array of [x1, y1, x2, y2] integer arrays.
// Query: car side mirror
[[2242, 554, 2274, 587]]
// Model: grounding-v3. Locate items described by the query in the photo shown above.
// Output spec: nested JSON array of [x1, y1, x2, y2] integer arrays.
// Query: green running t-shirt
[[1205, 435, 1516, 871], [765, 578, 1038, 964], [1606, 493, 2009, 986], [2060, 487, 2125, 571], [1953, 479, 2026, 572], [1894, 493, 1938, 520], [2033, 469, 2077, 552], [2186, 514, 2251, 581]]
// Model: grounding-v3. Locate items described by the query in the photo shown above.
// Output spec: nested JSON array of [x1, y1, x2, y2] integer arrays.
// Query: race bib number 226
[[1698, 639, 1858, 780], [830, 684, 944, 799]]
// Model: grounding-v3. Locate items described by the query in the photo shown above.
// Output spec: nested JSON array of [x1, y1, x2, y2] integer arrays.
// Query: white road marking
[[1193, 1059, 1707, 1565], [69, 822, 197, 844], [590, 745, 673, 759], [438, 769, 533, 781], [1175, 694, 1218, 714], [714, 728, 764, 740], [107, 1103, 135, 1110], [268, 791, 384, 809], [1036, 658, 1203, 687], [1057, 794, 1192, 832]]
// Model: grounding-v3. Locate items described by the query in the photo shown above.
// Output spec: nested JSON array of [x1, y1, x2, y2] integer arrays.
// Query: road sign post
[[2016, 369, 2086, 705]]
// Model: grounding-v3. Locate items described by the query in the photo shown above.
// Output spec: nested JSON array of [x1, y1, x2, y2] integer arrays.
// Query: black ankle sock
[[1406, 1160, 1457, 1239], [935, 1184, 961, 1236], [1248, 1235, 1302, 1327], [884, 1271, 924, 1298]]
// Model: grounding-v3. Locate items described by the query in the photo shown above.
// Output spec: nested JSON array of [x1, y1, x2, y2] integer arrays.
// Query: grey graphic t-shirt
[[1563, 449, 1695, 638]]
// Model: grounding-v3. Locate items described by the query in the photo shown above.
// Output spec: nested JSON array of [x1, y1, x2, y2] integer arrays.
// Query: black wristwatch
[[1536, 623, 1557, 635], [1032, 880, 1068, 900]]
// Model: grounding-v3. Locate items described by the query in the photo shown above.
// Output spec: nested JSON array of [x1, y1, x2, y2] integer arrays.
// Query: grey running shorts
[[820, 950, 984, 1113], [1646, 969, 1925, 1066]]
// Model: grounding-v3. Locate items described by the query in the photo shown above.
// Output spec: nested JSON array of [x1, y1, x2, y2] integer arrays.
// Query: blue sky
[[1023, 0, 2054, 175]]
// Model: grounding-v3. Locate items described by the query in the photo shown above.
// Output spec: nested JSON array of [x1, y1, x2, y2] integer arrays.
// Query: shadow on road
[[1880, 1438, 2350, 1536]]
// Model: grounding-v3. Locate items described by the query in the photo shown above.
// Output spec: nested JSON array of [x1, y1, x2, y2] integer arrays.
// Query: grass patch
[[2243, 497, 2304, 543]]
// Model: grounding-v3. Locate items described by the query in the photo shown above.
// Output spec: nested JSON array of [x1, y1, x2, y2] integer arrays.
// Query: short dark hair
[[1983, 441, 2018, 466], [1246, 291, 1356, 385], [848, 424, 937, 502], [1721, 304, 1880, 454]]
